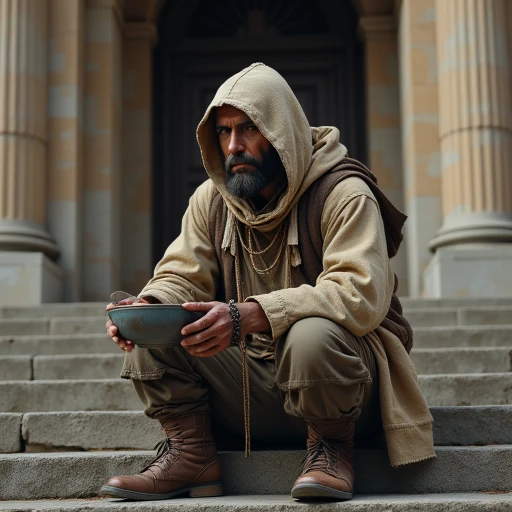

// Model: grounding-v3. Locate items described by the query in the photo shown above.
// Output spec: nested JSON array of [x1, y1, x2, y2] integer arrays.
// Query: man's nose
[[228, 131, 244, 155]]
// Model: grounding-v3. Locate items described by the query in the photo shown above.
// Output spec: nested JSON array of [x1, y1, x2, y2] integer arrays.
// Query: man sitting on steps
[[101, 63, 435, 502]]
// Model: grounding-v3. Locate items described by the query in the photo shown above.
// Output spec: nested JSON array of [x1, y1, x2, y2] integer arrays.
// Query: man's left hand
[[180, 301, 270, 357]]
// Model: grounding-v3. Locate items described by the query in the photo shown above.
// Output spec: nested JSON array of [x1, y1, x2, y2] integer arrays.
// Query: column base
[[429, 212, 512, 251], [0, 220, 60, 260], [423, 244, 512, 298], [0, 252, 64, 306]]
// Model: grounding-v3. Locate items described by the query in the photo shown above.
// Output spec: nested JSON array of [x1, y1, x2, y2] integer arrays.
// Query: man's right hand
[[106, 297, 150, 352]]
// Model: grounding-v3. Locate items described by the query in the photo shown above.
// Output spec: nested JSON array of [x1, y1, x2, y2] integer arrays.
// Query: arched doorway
[[152, 0, 366, 263]]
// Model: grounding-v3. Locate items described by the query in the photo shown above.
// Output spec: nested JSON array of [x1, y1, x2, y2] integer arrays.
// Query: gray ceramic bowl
[[108, 304, 205, 349]]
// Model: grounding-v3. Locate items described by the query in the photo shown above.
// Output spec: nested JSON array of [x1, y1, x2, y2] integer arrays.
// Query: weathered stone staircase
[[1, 298, 512, 510]]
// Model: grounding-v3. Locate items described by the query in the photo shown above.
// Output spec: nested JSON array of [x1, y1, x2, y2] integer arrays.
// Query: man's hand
[[105, 297, 151, 352], [181, 301, 271, 358]]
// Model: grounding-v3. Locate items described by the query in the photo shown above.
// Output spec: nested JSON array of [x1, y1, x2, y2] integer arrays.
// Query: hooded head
[[197, 63, 347, 231]]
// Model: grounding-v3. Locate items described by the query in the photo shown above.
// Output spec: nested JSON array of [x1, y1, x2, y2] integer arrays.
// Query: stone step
[[1, 307, 512, 338], [6, 310, 512, 339], [419, 373, 512, 406], [2, 326, 512, 358], [457, 306, 512, 326], [0, 303, 106, 319], [0, 298, 509, 317], [0, 413, 22, 453], [0, 380, 140, 413], [0, 298, 508, 320], [0, 354, 123, 381], [0, 356, 32, 380], [49, 317, 107, 335], [0, 319, 50, 336], [2, 446, 512, 499], [2, 348, 510, 381], [1, 374, 511, 413], [2, 494, 512, 511], [0, 406, 504, 453], [410, 347, 512, 374], [400, 297, 512, 309], [32, 354, 124, 380], [413, 325, 512, 348], [0, 334, 119, 356], [0, 317, 107, 337], [3, 309, 512, 338], [406, 306, 512, 327]]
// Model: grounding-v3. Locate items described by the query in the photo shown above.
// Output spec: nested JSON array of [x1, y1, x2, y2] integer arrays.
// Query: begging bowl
[[108, 304, 205, 349]]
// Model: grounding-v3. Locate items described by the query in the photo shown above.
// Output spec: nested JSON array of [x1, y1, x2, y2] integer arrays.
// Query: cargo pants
[[121, 317, 382, 445]]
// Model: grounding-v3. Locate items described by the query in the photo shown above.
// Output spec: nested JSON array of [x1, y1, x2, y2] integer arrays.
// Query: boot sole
[[100, 482, 224, 500], [291, 483, 352, 501]]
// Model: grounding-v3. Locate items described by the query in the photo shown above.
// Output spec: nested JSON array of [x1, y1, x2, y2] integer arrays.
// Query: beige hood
[[196, 63, 348, 231]]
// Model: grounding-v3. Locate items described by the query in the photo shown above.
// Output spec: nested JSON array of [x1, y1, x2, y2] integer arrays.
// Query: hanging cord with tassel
[[232, 242, 252, 458], [229, 220, 294, 457], [228, 296, 250, 457]]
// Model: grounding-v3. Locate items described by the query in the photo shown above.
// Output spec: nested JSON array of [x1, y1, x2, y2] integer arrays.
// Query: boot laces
[[140, 438, 183, 477], [302, 438, 341, 478]]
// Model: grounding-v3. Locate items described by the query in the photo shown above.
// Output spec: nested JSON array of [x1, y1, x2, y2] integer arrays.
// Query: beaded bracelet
[[228, 299, 242, 347]]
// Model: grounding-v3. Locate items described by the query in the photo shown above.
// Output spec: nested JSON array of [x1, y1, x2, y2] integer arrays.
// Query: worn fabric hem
[[384, 419, 433, 431], [390, 452, 437, 468], [138, 289, 176, 305], [385, 421, 436, 467], [293, 407, 361, 422], [120, 369, 165, 380], [391, 452, 437, 468], [276, 375, 371, 390]]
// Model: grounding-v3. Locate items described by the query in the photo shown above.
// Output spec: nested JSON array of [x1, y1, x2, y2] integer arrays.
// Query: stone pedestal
[[424, 244, 512, 298], [0, 252, 63, 306]]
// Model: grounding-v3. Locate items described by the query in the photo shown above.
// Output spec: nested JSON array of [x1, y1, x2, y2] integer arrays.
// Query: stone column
[[82, 0, 123, 301], [397, 0, 443, 297], [424, 0, 512, 297], [47, 0, 85, 302], [360, 15, 409, 295], [120, 23, 155, 295], [0, 0, 62, 304]]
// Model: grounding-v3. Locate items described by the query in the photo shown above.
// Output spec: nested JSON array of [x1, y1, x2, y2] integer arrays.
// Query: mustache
[[225, 154, 261, 172]]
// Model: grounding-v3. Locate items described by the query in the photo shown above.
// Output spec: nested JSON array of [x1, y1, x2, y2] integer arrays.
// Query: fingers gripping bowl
[[108, 305, 205, 349]]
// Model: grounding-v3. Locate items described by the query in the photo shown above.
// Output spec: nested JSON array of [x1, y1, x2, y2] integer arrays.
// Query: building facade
[[0, 0, 511, 305]]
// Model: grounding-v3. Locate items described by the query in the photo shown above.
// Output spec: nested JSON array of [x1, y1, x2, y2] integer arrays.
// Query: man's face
[[215, 105, 285, 199]]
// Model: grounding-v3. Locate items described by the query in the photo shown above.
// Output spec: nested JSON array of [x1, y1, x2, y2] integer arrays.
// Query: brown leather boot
[[291, 417, 355, 501], [100, 413, 223, 500]]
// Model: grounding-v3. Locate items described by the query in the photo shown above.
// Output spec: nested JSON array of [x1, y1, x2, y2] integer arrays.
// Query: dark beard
[[224, 146, 285, 199]]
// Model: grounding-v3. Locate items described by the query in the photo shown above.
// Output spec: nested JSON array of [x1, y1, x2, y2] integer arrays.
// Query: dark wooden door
[[152, 0, 365, 263]]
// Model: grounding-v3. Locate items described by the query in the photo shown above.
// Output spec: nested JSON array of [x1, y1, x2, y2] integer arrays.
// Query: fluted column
[[82, 0, 123, 300], [47, 0, 84, 301], [120, 23, 155, 295], [0, 0, 59, 258], [360, 15, 408, 295], [397, 0, 442, 297], [430, 0, 512, 250]]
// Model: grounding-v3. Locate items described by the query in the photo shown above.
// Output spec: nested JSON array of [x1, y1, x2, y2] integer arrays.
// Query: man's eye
[[244, 125, 258, 132], [217, 128, 229, 136]]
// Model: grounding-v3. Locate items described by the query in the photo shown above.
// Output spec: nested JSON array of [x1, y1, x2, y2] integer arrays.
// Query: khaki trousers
[[122, 317, 382, 445]]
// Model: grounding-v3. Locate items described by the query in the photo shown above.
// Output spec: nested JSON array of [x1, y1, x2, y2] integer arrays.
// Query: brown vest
[[208, 157, 413, 353]]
